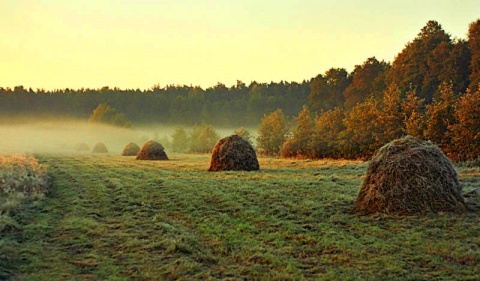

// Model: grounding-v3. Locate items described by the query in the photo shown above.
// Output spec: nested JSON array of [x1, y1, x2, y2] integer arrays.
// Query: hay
[[355, 135, 466, 214], [122, 142, 140, 156], [209, 134, 260, 171], [92, 142, 108, 153], [136, 141, 168, 160], [75, 143, 90, 152]]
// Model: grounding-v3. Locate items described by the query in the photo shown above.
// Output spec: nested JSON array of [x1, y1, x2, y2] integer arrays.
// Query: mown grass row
[[3, 154, 480, 280]]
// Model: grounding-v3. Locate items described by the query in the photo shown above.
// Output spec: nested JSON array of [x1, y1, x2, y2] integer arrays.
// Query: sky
[[1, 0, 479, 90]]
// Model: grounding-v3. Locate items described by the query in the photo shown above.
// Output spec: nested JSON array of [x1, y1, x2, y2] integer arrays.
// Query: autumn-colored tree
[[309, 107, 345, 158], [424, 82, 457, 149], [340, 98, 382, 158], [468, 19, 480, 92], [387, 20, 454, 102], [343, 57, 390, 109], [376, 84, 405, 144], [171, 127, 189, 153], [256, 109, 290, 156], [280, 106, 314, 158], [88, 103, 132, 128], [308, 68, 351, 113], [402, 87, 426, 139], [448, 85, 480, 161]]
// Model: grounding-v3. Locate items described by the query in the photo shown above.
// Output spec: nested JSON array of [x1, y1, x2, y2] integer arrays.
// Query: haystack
[[122, 142, 140, 156], [136, 141, 168, 160], [209, 134, 260, 171], [75, 143, 90, 152], [355, 135, 465, 214], [92, 142, 108, 153]]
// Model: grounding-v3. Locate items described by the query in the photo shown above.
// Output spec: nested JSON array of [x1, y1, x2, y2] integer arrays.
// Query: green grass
[[3, 153, 480, 280]]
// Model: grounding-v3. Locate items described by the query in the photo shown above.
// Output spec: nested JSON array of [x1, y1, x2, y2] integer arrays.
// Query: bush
[[256, 109, 290, 156], [233, 127, 253, 145], [171, 127, 189, 153], [189, 123, 220, 153], [280, 106, 313, 158]]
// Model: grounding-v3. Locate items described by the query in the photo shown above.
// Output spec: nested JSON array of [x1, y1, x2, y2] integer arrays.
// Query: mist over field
[[0, 120, 156, 154], [0, 119, 253, 155]]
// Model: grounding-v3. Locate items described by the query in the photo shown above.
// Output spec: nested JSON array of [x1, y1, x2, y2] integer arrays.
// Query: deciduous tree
[[256, 109, 290, 156]]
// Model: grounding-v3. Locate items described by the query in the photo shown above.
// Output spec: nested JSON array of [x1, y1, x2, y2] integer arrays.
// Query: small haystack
[[209, 134, 260, 171], [92, 142, 108, 153], [355, 135, 466, 214], [75, 143, 90, 152], [136, 141, 168, 160], [122, 142, 140, 156]]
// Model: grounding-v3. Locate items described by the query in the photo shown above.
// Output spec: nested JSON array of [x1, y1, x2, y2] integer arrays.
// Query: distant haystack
[[136, 141, 168, 160], [92, 142, 108, 153], [209, 135, 260, 171], [122, 142, 140, 156], [355, 135, 466, 214], [75, 143, 90, 152]]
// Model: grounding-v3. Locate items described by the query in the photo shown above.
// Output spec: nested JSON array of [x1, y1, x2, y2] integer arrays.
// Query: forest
[[1, 19, 479, 160]]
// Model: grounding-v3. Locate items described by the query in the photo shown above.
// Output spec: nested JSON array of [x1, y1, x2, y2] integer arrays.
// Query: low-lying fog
[[0, 119, 254, 155]]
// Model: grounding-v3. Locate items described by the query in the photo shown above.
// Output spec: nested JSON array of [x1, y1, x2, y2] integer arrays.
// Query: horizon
[[1, 0, 479, 91]]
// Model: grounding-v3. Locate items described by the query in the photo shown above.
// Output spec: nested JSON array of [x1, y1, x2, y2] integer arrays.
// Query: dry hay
[[355, 135, 466, 214], [92, 142, 108, 153], [75, 143, 90, 152], [122, 142, 140, 156], [136, 141, 168, 160], [209, 134, 260, 171]]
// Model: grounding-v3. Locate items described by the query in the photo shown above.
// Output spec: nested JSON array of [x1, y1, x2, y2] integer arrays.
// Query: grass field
[[2, 153, 480, 280]]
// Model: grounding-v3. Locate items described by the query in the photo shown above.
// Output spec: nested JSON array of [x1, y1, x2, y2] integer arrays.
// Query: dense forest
[[1, 19, 480, 160], [0, 80, 310, 126]]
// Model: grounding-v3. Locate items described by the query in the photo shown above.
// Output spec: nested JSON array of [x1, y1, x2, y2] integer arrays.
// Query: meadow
[[1, 153, 480, 280]]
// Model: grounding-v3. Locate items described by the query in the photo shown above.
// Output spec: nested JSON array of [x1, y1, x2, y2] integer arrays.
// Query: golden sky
[[1, 0, 479, 90]]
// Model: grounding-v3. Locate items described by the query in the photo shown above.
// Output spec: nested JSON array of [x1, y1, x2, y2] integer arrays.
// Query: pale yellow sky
[[1, 0, 479, 90]]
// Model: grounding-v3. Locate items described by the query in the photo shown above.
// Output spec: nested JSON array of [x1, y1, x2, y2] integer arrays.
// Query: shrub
[[256, 109, 290, 156], [280, 106, 313, 158], [171, 127, 189, 153], [189, 123, 220, 153]]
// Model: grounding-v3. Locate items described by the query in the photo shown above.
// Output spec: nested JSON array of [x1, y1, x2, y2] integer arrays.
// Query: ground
[[3, 153, 480, 280]]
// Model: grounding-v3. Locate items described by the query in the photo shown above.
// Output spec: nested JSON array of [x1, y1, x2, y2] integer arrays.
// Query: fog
[[0, 119, 256, 155], [0, 120, 169, 155]]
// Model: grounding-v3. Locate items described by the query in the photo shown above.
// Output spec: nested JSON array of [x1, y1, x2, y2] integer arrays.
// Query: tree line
[[0, 81, 309, 127], [257, 82, 480, 162], [1, 19, 479, 160]]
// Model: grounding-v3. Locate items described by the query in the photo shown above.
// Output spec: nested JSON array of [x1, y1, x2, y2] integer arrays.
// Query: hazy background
[[0, 120, 249, 154]]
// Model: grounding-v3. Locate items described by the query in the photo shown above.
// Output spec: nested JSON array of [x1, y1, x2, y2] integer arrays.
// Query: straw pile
[[355, 135, 466, 214], [209, 135, 260, 171], [136, 141, 168, 160], [75, 143, 90, 152], [92, 142, 108, 153], [122, 142, 140, 156]]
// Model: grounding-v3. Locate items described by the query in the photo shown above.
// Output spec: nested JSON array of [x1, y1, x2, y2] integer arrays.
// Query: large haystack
[[92, 142, 108, 153], [209, 135, 260, 171], [122, 142, 140, 156], [136, 141, 168, 160], [355, 135, 466, 214], [75, 143, 90, 152]]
